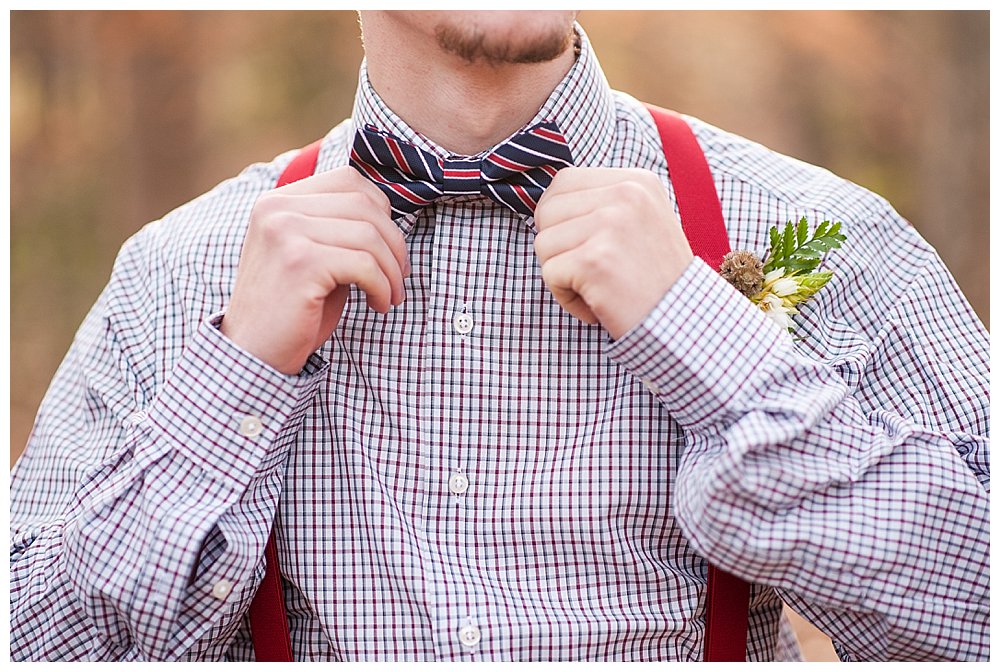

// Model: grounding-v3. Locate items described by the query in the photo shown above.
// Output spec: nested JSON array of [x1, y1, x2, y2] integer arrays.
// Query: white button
[[449, 472, 470, 494], [641, 378, 660, 395], [238, 415, 264, 438], [211, 579, 233, 600], [453, 312, 474, 335], [458, 624, 481, 647]]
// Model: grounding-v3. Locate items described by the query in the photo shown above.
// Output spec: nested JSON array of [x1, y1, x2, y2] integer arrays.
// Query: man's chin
[[435, 13, 576, 66]]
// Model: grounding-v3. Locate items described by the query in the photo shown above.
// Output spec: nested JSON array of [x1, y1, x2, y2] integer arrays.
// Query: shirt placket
[[418, 197, 501, 660]]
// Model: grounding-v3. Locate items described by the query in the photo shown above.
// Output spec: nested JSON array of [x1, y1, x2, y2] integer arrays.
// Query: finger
[[277, 165, 392, 215], [538, 250, 599, 326], [536, 168, 670, 223], [284, 193, 410, 277], [532, 214, 603, 262], [541, 166, 642, 197], [534, 177, 646, 234], [325, 247, 394, 314], [292, 215, 406, 306]]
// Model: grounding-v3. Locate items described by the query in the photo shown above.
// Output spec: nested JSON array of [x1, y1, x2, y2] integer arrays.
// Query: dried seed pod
[[720, 249, 764, 297]]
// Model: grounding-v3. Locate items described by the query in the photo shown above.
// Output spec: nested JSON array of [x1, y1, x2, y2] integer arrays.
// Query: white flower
[[762, 267, 798, 297], [759, 293, 794, 330], [763, 268, 786, 284], [771, 276, 798, 297]]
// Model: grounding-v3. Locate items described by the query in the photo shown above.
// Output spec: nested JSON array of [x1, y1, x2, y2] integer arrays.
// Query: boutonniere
[[720, 217, 846, 332]]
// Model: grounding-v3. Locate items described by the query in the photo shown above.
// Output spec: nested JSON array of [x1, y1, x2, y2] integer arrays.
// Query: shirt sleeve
[[9, 227, 328, 661], [605, 209, 989, 661]]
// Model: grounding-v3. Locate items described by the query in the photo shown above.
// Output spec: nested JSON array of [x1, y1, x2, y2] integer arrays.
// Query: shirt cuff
[[142, 312, 329, 490], [605, 256, 792, 430]]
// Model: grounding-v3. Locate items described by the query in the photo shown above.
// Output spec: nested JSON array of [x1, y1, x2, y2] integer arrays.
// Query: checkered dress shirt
[[10, 29, 989, 661]]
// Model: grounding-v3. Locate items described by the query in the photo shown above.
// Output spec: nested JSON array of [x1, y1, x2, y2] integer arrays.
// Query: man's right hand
[[221, 167, 410, 375]]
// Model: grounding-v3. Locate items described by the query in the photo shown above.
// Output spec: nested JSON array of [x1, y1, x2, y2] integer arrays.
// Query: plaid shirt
[[10, 29, 989, 661]]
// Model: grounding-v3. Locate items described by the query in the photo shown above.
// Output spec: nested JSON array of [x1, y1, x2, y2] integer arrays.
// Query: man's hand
[[533, 167, 694, 339], [221, 167, 410, 375]]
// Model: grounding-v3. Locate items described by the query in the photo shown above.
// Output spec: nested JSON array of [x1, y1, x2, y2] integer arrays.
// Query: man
[[10, 10, 989, 661]]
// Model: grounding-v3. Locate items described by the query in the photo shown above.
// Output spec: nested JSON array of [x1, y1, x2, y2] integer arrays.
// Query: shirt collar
[[350, 24, 618, 170]]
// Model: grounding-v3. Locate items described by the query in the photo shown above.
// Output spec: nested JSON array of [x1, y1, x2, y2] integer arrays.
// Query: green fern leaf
[[762, 217, 845, 276], [796, 217, 809, 246], [782, 222, 795, 263]]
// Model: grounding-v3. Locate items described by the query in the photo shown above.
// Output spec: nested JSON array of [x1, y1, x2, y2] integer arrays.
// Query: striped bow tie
[[350, 121, 574, 219]]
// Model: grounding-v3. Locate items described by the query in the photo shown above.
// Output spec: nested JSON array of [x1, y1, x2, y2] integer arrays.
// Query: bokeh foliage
[[9, 11, 988, 663], [11, 9, 988, 482]]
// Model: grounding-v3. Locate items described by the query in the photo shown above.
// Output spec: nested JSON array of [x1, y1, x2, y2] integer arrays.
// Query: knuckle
[[547, 169, 567, 189], [251, 193, 281, 221], [541, 168, 573, 197], [253, 214, 282, 244], [540, 260, 560, 287], [358, 221, 382, 248], [348, 169, 381, 198], [580, 246, 602, 273], [359, 250, 380, 275], [252, 201, 297, 237], [362, 192, 384, 215], [268, 211, 301, 239], [348, 165, 371, 185], [640, 171, 669, 200], [587, 294, 609, 318], [278, 237, 310, 272], [601, 204, 629, 230], [547, 191, 572, 212], [614, 179, 648, 207], [328, 167, 362, 193], [582, 240, 613, 275], [626, 167, 659, 186], [343, 190, 369, 211]]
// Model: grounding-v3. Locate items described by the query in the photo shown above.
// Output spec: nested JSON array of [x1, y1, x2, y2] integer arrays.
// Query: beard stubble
[[434, 21, 574, 65]]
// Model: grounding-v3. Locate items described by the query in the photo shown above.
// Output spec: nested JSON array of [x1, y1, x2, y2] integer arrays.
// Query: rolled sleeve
[[605, 251, 989, 660], [606, 256, 790, 430]]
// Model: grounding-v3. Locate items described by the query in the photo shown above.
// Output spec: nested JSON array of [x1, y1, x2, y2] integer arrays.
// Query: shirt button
[[458, 624, 481, 647], [211, 579, 233, 600], [453, 312, 474, 335], [641, 378, 661, 395], [449, 472, 470, 494], [238, 415, 264, 438]]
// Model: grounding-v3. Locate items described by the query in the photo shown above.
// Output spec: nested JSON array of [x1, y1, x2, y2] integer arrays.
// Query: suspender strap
[[248, 115, 751, 661], [275, 140, 324, 189], [246, 139, 322, 663], [643, 105, 731, 272], [247, 533, 293, 661], [644, 103, 751, 662], [704, 565, 753, 662]]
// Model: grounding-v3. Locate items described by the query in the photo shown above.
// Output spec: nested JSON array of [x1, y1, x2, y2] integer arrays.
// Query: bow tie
[[350, 121, 574, 219]]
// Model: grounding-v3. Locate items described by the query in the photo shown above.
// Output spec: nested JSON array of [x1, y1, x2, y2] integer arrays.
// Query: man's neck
[[362, 18, 576, 156]]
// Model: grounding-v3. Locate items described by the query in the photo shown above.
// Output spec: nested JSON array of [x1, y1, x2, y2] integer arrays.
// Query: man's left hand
[[533, 167, 694, 339]]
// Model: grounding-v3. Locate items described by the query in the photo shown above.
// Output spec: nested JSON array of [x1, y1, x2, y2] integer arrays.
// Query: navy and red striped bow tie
[[350, 121, 574, 219]]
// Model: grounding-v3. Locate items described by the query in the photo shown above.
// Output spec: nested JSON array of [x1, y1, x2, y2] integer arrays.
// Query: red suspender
[[643, 105, 731, 271], [274, 140, 324, 188], [245, 140, 322, 663], [644, 104, 752, 662], [248, 112, 751, 661]]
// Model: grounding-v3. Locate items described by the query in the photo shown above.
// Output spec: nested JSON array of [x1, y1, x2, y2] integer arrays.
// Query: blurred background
[[9, 11, 989, 661]]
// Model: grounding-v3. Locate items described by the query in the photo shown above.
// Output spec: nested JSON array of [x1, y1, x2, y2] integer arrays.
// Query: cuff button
[[211, 579, 234, 600], [238, 415, 264, 438]]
